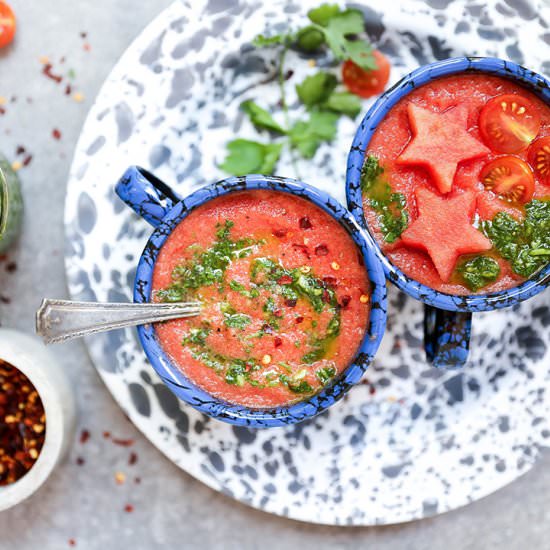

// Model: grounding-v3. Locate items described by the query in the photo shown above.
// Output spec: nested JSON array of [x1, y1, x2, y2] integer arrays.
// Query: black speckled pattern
[[64, 0, 550, 526]]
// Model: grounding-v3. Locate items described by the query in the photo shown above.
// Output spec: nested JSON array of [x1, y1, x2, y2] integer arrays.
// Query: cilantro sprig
[[220, 3, 377, 176]]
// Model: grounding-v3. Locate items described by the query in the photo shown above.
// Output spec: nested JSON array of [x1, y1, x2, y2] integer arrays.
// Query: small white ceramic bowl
[[0, 329, 75, 511]]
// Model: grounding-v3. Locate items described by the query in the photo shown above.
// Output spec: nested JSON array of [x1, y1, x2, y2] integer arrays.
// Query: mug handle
[[424, 305, 472, 369], [115, 166, 183, 228]]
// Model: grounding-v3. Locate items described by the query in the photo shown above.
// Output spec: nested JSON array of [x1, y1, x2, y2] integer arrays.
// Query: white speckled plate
[[64, 0, 550, 525]]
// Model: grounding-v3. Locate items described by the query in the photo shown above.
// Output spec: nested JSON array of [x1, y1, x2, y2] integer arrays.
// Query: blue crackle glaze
[[116, 169, 388, 428], [346, 57, 550, 368]]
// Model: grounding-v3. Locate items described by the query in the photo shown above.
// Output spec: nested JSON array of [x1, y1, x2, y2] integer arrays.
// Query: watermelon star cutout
[[400, 188, 492, 282], [398, 103, 490, 194]]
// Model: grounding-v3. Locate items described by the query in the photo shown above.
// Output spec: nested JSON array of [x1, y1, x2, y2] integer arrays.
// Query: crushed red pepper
[[0, 359, 46, 485]]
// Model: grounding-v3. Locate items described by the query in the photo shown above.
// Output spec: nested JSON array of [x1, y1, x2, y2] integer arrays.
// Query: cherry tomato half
[[480, 156, 535, 204], [342, 50, 390, 99], [0, 1, 15, 49], [528, 136, 550, 184], [479, 94, 541, 154]]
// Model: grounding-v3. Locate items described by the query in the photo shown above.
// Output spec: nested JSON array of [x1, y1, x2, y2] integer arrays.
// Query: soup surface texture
[[152, 190, 371, 408], [363, 74, 550, 295]]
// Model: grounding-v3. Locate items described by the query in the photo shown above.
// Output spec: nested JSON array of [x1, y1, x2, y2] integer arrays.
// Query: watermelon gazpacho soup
[[152, 190, 371, 408], [361, 73, 550, 295]]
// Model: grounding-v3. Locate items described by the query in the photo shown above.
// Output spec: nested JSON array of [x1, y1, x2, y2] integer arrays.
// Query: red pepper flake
[[79, 429, 90, 444], [369, 385, 376, 395], [0, 107, 5, 115], [52, 128, 62, 140], [102, 431, 111, 438], [22, 154, 32, 167], [273, 228, 287, 238], [112, 438, 135, 447], [292, 243, 310, 259], [274, 337, 282, 348], [65, 83, 72, 96], [277, 275, 293, 285], [273, 310, 283, 318], [314, 244, 329, 256], [340, 295, 351, 309], [128, 452, 138, 466], [76, 457, 85, 466], [15, 145, 25, 155], [68, 539, 76, 547], [42, 63, 63, 83], [322, 276, 337, 288], [124, 504, 134, 513], [83, 43, 91, 52], [284, 299, 297, 308], [295, 316, 304, 324], [299, 216, 312, 229], [0, 360, 46, 486]]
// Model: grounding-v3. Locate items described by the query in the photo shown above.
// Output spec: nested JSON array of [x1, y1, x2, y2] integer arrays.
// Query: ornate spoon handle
[[36, 299, 201, 344]]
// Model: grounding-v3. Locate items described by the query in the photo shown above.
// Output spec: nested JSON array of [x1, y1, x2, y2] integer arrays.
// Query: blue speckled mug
[[116, 168, 388, 427], [346, 57, 550, 369]]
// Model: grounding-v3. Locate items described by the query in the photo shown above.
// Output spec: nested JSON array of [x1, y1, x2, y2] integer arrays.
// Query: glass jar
[[0, 155, 23, 254]]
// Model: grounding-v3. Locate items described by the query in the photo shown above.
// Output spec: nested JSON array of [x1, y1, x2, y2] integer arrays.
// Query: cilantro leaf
[[253, 33, 289, 47], [240, 100, 286, 134], [323, 91, 362, 117], [289, 111, 339, 158], [307, 4, 341, 26], [295, 72, 337, 107], [295, 26, 326, 52], [308, 7, 376, 70], [220, 139, 283, 175]]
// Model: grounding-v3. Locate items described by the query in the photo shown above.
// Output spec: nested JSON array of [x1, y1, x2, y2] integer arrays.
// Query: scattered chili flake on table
[[128, 451, 138, 466], [42, 63, 63, 83], [79, 429, 90, 444], [114, 471, 126, 485], [111, 437, 134, 447], [0, 359, 46, 485], [52, 128, 62, 140], [124, 504, 134, 513]]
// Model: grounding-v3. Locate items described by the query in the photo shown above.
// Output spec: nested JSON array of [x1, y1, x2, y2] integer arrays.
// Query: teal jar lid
[[0, 155, 23, 254]]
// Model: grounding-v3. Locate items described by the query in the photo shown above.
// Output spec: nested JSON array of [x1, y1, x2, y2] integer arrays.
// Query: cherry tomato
[[528, 136, 550, 184], [480, 156, 535, 204], [342, 50, 390, 99], [479, 94, 541, 153], [0, 2, 15, 49]]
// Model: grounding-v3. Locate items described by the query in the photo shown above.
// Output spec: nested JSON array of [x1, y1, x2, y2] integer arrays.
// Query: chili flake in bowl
[[0, 359, 46, 485], [0, 329, 75, 511]]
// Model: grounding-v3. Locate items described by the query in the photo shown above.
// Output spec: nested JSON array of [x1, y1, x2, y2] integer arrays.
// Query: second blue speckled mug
[[346, 57, 550, 369]]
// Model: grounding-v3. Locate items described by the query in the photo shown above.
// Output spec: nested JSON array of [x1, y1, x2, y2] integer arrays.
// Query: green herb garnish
[[316, 366, 336, 385], [219, 139, 283, 176], [482, 199, 550, 278], [457, 256, 500, 292], [360, 155, 408, 243], [156, 220, 259, 301], [221, 3, 377, 175]]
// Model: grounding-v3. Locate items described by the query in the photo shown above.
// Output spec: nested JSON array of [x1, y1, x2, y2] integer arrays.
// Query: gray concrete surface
[[0, 1, 549, 548]]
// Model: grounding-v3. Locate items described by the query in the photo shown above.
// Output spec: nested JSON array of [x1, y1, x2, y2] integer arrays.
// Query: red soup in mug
[[152, 190, 371, 408], [362, 73, 550, 295]]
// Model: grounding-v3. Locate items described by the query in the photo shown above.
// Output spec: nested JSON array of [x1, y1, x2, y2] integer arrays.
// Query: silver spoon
[[36, 299, 201, 344]]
